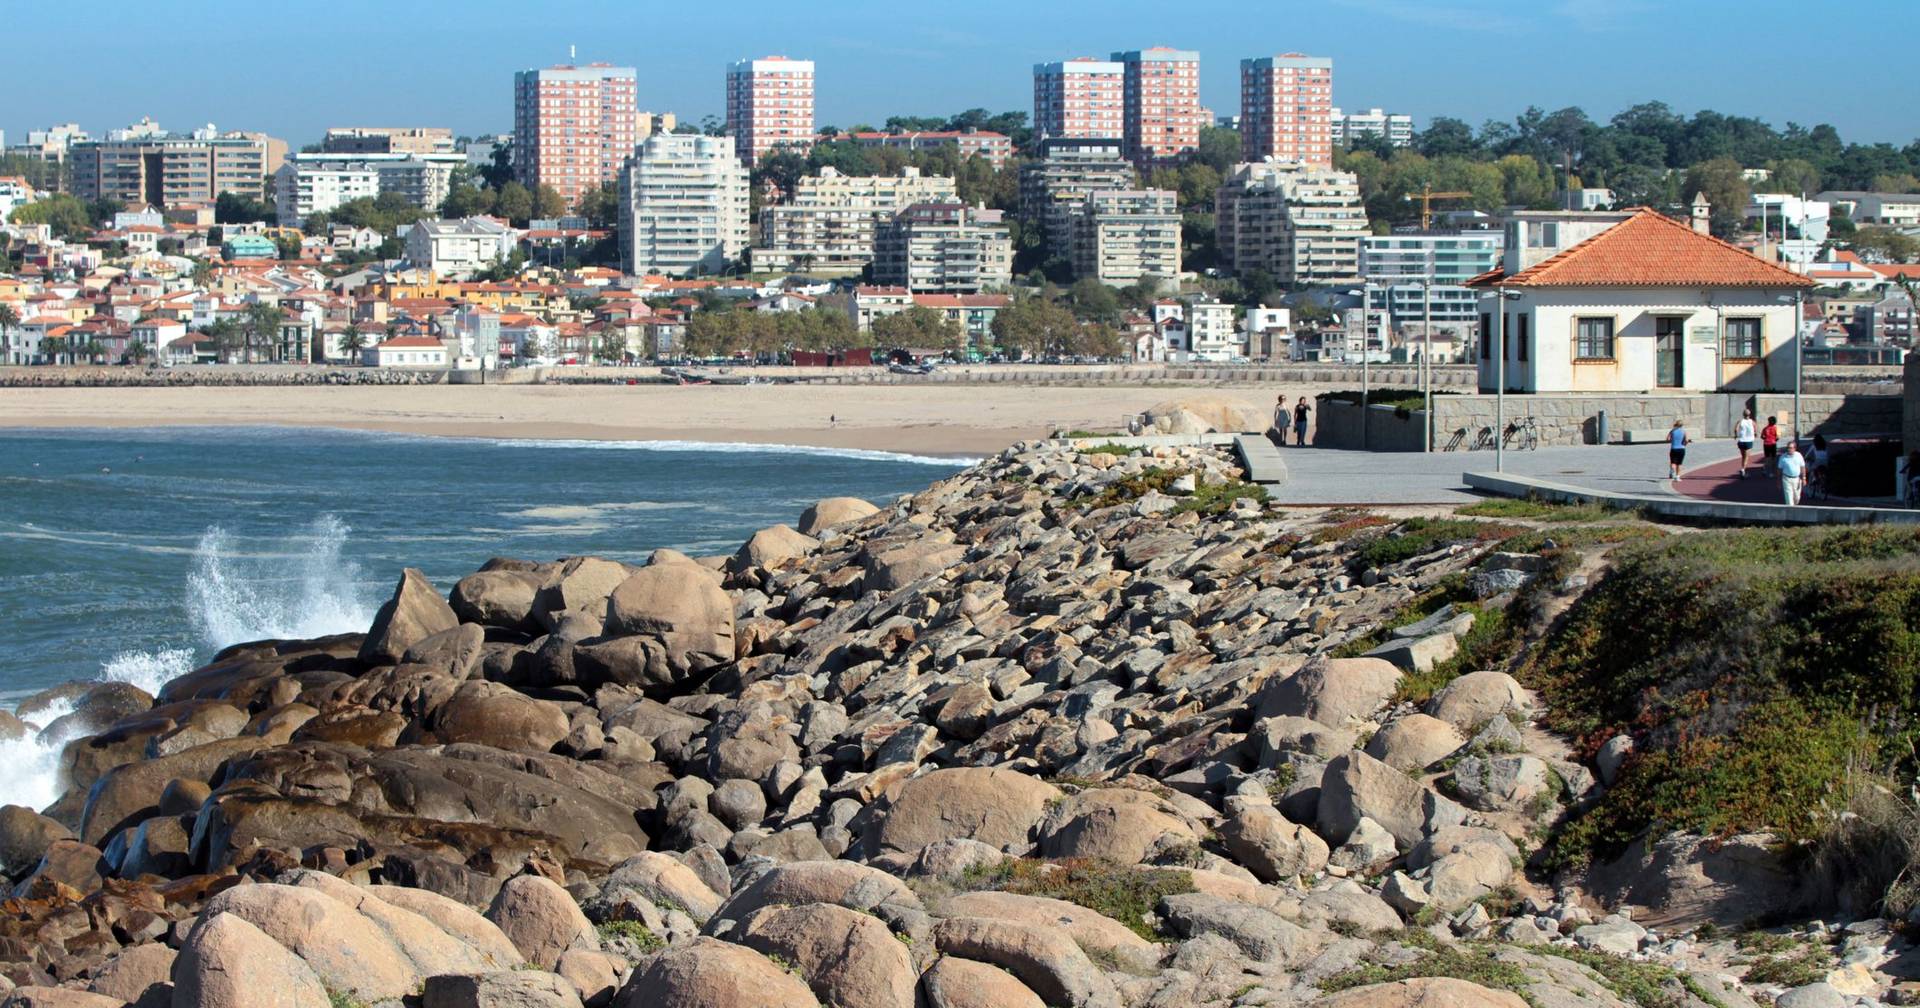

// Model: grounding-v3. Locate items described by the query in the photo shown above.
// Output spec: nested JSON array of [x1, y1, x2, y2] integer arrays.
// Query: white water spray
[[0, 515, 374, 811]]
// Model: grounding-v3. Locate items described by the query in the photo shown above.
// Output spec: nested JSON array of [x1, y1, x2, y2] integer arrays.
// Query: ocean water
[[0, 426, 968, 809]]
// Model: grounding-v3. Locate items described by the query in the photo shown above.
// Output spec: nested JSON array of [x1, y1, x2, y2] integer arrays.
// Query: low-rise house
[[364, 334, 447, 367], [403, 217, 516, 280], [1467, 208, 1813, 393]]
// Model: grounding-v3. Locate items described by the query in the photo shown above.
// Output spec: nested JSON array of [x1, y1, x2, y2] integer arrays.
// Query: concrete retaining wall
[[1465, 470, 1920, 526]]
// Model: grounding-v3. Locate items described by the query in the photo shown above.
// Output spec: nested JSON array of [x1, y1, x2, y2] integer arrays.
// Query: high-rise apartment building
[[1215, 162, 1367, 286], [725, 56, 815, 166], [69, 131, 285, 208], [1019, 138, 1136, 253], [1239, 54, 1334, 168], [1032, 59, 1124, 142], [513, 62, 641, 208], [874, 203, 1013, 294], [750, 166, 959, 275], [1070, 189, 1181, 286], [1112, 48, 1207, 164], [618, 134, 751, 277]]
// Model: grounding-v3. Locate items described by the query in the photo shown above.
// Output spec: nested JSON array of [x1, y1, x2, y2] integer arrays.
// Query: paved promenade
[[1266, 441, 1680, 505]]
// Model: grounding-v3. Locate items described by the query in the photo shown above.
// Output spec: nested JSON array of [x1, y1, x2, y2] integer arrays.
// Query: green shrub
[[596, 920, 665, 951], [1528, 526, 1920, 868], [960, 857, 1195, 941], [1538, 945, 1727, 1008], [1456, 497, 1626, 521], [1348, 517, 1518, 572], [1077, 442, 1143, 457], [1320, 944, 1530, 995]]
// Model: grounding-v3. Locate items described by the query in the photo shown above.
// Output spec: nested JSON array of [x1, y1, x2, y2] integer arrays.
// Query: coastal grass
[[1319, 942, 1535, 1002], [1073, 466, 1267, 517], [1346, 517, 1520, 572], [596, 920, 664, 951], [1456, 497, 1630, 522], [1526, 526, 1920, 873], [1077, 442, 1144, 457], [1537, 945, 1728, 1008], [958, 857, 1194, 942]]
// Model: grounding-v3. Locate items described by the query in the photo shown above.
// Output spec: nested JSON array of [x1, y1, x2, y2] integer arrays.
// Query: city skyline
[[3, 0, 1917, 149]]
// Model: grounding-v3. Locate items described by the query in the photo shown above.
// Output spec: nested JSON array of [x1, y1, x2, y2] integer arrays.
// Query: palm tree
[[203, 319, 243, 363], [338, 329, 370, 365], [126, 339, 152, 366], [40, 334, 66, 366], [0, 304, 19, 365], [190, 258, 215, 287], [241, 303, 282, 362]]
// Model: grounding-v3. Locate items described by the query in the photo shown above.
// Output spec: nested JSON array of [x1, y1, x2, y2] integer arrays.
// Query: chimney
[[1690, 192, 1711, 235]]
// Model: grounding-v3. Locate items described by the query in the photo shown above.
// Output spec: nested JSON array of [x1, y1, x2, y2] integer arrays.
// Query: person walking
[[1808, 433, 1830, 500], [1292, 396, 1311, 447], [1778, 440, 1807, 505], [1666, 420, 1691, 481], [1271, 395, 1289, 446], [1733, 409, 1756, 479], [1760, 415, 1780, 476]]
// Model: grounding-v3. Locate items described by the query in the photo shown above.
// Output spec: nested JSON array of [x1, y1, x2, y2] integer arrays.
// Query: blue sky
[[6, 0, 1916, 147]]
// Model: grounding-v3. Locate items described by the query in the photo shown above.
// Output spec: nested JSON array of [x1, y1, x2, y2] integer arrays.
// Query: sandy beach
[[0, 381, 1329, 455]]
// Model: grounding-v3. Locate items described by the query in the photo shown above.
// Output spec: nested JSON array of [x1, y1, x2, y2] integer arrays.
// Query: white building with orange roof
[[1468, 207, 1814, 394]]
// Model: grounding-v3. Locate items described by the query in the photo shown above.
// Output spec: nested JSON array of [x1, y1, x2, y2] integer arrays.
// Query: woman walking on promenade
[[1293, 397, 1311, 447], [1734, 409, 1755, 479], [1271, 395, 1289, 446]]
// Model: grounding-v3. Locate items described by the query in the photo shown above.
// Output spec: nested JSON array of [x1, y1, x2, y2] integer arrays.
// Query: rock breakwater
[[0, 442, 1882, 1007]]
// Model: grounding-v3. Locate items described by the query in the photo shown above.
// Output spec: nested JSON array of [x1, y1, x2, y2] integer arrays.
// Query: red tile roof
[[1867, 262, 1920, 281], [1468, 209, 1815, 289], [377, 336, 444, 349]]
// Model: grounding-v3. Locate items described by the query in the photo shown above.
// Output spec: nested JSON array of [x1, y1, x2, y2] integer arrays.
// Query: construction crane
[[1406, 184, 1472, 230]]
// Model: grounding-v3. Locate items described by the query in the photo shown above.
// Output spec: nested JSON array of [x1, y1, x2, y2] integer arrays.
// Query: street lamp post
[[1495, 289, 1506, 472], [1421, 278, 1433, 452], [1793, 288, 1804, 444], [1361, 286, 1372, 451]]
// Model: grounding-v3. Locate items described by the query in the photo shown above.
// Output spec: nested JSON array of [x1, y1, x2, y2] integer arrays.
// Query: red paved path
[[1675, 451, 1866, 508]]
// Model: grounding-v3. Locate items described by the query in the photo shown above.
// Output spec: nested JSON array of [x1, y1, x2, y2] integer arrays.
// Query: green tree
[[337, 328, 369, 364], [1682, 157, 1752, 238], [595, 330, 628, 363], [990, 293, 1079, 359], [125, 338, 151, 365], [1766, 158, 1824, 196], [216, 191, 275, 224], [1871, 173, 1920, 194], [0, 304, 19, 358], [577, 183, 621, 228], [871, 305, 964, 350], [1851, 227, 1920, 262], [202, 319, 244, 363], [493, 182, 534, 226], [9, 194, 94, 240], [86, 198, 125, 225], [1066, 278, 1121, 324], [441, 183, 496, 219], [533, 184, 568, 220], [1193, 126, 1241, 175]]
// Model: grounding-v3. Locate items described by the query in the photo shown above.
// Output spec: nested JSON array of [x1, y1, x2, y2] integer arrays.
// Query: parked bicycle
[[1504, 416, 1540, 451]]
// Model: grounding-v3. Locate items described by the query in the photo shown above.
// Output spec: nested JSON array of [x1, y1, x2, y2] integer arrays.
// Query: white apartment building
[[619, 134, 751, 277], [1817, 190, 1920, 228], [873, 203, 1013, 294], [1330, 107, 1413, 148], [272, 153, 464, 225], [1183, 297, 1243, 361], [1019, 137, 1136, 253], [749, 166, 959, 275], [273, 163, 377, 225], [1216, 162, 1368, 286], [726, 56, 815, 165], [1070, 189, 1181, 286], [402, 217, 517, 280]]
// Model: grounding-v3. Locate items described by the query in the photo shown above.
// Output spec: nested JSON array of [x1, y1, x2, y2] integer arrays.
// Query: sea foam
[[0, 515, 373, 812]]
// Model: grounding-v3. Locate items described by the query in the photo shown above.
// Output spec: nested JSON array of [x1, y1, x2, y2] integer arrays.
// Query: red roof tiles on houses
[[1469, 209, 1814, 289]]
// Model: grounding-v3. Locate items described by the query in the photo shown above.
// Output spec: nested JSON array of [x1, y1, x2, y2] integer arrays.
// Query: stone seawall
[[0, 366, 447, 387]]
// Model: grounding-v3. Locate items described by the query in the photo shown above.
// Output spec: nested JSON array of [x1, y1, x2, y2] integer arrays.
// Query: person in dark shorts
[[1734, 409, 1755, 479], [1292, 397, 1311, 446], [1666, 419, 1691, 480], [1760, 415, 1780, 476]]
